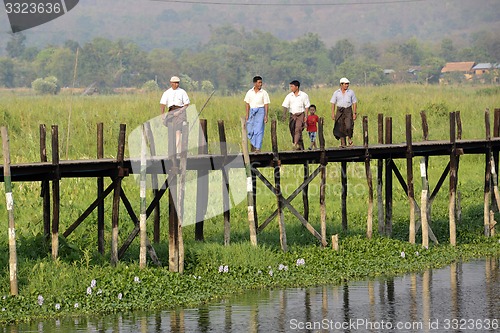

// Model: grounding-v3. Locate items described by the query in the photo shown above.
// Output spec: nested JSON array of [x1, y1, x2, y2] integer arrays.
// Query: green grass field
[[0, 84, 499, 323]]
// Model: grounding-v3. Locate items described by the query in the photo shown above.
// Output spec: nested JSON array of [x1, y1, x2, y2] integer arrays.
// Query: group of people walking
[[245, 76, 358, 151], [159, 75, 357, 153]]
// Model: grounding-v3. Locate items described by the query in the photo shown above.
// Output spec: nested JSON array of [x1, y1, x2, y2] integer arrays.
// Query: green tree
[[6, 32, 26, 58], [0, 58, 15, 88], [329, 39, 355, 66]]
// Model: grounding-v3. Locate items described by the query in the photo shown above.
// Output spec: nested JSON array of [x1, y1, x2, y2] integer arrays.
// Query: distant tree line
[[0, 26, 498, 93]]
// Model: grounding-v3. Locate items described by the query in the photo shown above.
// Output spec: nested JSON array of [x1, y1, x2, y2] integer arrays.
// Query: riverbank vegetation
[[0, 85, 499, 324]]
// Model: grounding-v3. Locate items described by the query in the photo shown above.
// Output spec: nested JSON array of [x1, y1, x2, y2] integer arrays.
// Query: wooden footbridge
[[1, 109, 499, 275]]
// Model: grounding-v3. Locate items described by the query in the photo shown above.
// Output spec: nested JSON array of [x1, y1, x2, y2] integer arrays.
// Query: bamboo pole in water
[[1, 127, 18, 296]]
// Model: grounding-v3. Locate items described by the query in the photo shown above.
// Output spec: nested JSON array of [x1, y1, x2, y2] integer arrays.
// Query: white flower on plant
[[218, 265, 224, 273], [97, 289, 103, 295], [296, 258, 305, 266], [118, 293, 123, 300], [400, 251, 406, 258], [134, 276, 141, 283], [87, 287, 92, 295], [269, 270, 273, 277], [90, 279, 97, 288], [415, 251, 419, 256], [257, 270, 262, 274], [55, 303, 61, 310], [223, 265, 229, 273], [1, 308, 5, 311], [74, 303, 79, 308], [37, 295, 44, 306]]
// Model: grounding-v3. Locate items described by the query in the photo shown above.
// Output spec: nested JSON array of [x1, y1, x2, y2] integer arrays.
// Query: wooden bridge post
[[406, 115, 415, 244], [218, 120, 231, 246], [144, 122, 161, 244], [271, 120, 287, 252], [167, 123, 179, 272], [177, 122, 189, 273], [377, 114, 384, 235], [240, 117, 257, 246], [363, 116, 373, 239], [319, 118, 327, 243], [341, 160, 348, 231], [39, 124, 51, 242], [455, 111, 463, 223], [303, 162, 310, 222], [385, 117, 393, 236], [449, 112, 457, 245], [492, 109, 500, 212], [111, 124, 126, 265], [484, 109, 492, 237], [195, 119, 208, 241], [139, 125, 147, 268], [97, 123, 105, 254], [2, 127, 18, 296], [51, 125, 60, 260], [420, 157, 429, 248]]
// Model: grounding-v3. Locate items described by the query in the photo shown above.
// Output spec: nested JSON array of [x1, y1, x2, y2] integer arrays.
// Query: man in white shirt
[[244, 75, 270, 153], [331, 77, 357, 147], [160, 76, 190, 153], [282, 80, 310, 150]]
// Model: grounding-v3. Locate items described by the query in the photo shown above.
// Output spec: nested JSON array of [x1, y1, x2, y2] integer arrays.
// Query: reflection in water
[[3, 258, 499, 332]]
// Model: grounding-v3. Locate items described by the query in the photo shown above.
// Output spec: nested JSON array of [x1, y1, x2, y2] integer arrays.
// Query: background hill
[[1, 0, 499, 52]]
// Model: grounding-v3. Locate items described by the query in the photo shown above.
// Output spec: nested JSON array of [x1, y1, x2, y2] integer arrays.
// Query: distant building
[[440, 61, 476, 83], [472, 63, 493, 75]]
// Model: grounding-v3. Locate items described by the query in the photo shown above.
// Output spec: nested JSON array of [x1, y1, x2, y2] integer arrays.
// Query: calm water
[[3, 258, 499, 332]]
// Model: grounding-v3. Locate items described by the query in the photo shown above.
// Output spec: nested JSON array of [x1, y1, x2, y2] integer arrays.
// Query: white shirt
[[159, 87, 190, 108], [330, 89, 357, 108], [282, 91, 311, 114], [244, 88, 270, 108]]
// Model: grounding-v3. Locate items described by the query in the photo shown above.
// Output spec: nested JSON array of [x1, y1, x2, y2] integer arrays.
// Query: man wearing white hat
[[160, 76, 190, 152], [331, 77, 357, 147]]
